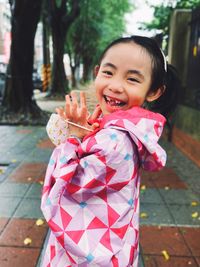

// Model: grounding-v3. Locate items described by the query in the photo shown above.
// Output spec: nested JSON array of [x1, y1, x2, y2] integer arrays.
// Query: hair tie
[[160, 49, 167, 72]]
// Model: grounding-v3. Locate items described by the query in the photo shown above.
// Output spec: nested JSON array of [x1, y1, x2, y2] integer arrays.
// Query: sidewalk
[[0, 89, 199, 266]]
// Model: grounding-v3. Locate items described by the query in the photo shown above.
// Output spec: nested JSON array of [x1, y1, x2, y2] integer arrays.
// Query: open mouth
[[104, 95, 126, 107]]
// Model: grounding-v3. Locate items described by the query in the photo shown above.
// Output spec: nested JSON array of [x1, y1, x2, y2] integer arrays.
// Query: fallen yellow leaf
[[191, 201, 198, 206], [140, 212, 148, 218], [191, 212, 198, 218], [27, 177, 32, 181], [141, 185, 146, 190], [23, 237, 32, 245], [11, 159, 17, 163], [164, 186, 170, 190], [161, 250, 170, 260], [36, 219, 44, 226]]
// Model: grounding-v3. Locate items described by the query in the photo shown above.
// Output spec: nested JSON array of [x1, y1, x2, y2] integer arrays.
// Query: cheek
[[94, 78, 103, 95], [129, 95, 146, 106]]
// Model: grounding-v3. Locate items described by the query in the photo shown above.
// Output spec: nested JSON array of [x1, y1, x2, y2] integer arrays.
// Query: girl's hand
[[56, 91, 101, 140]]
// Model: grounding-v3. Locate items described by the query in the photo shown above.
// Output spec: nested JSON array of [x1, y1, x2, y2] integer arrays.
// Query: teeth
[[105, 96, 125, 106]]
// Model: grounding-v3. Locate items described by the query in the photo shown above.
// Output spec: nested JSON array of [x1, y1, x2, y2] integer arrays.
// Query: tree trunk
[[82, 59, 92, 83], [71, 65, 77, 88], [0, 0, 47, 124], [50, 27, 68, 95], [48, 0, 80, 96]]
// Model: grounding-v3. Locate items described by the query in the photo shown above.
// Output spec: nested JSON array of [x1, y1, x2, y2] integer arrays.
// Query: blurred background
[[0, 2, 200, 266], [0, 0, 200, 165]]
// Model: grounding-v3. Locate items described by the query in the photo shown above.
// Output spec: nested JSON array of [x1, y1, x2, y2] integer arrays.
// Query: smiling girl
[[41, 36, 180, 267]]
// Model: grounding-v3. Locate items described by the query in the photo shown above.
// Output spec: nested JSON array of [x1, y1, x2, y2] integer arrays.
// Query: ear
[[146, 86, 165, 102], [94, 65, 100, 77]]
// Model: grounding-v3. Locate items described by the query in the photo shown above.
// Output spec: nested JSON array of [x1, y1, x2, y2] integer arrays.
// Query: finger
[[89, 105, 102, 122], [55, 107, 65, 118], [91, 122, 100, 131], [65, 95, 72, 119], [80, 91, 86, 108], [79, 93, 87, 121], [70, 91, 78, 119]]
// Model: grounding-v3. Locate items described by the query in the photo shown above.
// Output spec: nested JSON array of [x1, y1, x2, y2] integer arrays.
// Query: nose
[[108, 79, 124, 93]]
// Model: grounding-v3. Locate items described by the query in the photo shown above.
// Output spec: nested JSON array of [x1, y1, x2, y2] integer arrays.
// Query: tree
[[48, 0, 80, 96], [141, 0, 200, 41], [67, 0, 131, 85], [0, 0, 46, 125]]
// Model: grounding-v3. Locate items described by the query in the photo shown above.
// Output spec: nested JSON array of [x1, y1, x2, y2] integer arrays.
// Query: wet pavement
[[0, 88, 199, 266]]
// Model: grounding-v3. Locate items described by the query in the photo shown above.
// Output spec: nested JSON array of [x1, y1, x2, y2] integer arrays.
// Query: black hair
[[98, 35, 181, 119]]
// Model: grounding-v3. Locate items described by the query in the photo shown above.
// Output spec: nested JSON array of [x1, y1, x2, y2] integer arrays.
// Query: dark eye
[[128, 77, 139, 83], [102, 70, 112, 76]]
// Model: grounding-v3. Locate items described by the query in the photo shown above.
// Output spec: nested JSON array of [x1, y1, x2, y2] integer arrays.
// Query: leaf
[[36, 219, 44, 226], [141, 185, 146, 190], [191, 201, 198, 206], [140, 212, 148, 218], [191, 212, 198, 218], [161, 250, 170, 260], [23, 237, 32, 245]]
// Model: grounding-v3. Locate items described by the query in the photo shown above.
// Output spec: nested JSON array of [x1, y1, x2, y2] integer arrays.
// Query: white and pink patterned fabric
[[41, 106, 166, 267]]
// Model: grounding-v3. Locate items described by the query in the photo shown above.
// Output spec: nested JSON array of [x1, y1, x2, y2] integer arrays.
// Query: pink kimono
[[41, 107, 166, 267]]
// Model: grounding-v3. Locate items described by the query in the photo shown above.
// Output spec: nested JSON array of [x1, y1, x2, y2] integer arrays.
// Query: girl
[[41, 36, 180, 267]]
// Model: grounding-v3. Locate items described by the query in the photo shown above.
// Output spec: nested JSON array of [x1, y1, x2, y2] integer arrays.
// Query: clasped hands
[[56, 91, 102, 140]]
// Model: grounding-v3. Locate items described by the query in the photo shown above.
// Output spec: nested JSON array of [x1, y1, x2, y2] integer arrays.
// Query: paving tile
[[16, 129, 33, 134], [0, 182, 29, 197], [196, 257, 200, 266], [159, 189, 199, 205], [0, 197, 21, 217], [140, 226, 191, 256], [143, 255, 198, 267], [13, 198, 44, 219], [140, 203, 174, 225], [172, 126, 200, 168], [25, 183, 43, 199], [168, 204, 200, 226], [9, 162, 47, 183], [180, 227, 200, 256], [36, 230, 50, 267], [25, 148, 52, 163], [140, 188, 163, 204], [0, 247, 40, 267], [0, 218, 48, 248], [141, 167, 187, 189], [138, 254, 145, 267], [37, 138, 55, 149], [0, 218, 9, 233]]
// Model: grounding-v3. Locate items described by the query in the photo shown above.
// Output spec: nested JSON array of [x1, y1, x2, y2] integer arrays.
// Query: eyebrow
[[102, 62, 117, 69], [102, 62, 145, 80], [127, 70, 145, 80]]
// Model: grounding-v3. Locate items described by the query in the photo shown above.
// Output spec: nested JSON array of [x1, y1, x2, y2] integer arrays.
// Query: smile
[[104, 95, 126, 107]]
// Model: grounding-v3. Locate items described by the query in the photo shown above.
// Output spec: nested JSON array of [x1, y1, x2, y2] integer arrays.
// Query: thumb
[[88, 105, 102, 123], [91, 122, 100, 131]]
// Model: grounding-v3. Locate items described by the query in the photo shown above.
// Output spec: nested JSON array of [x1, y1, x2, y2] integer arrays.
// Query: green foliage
[[141, 0, 200, 36], [176, 0, 200, 8], [66, 0, 132, 82], [141, 4, 172, 36], [55, 0, 62, 8]]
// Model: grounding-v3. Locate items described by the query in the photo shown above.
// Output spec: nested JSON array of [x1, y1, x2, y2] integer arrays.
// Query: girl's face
[[94, 42, 159, 115]]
